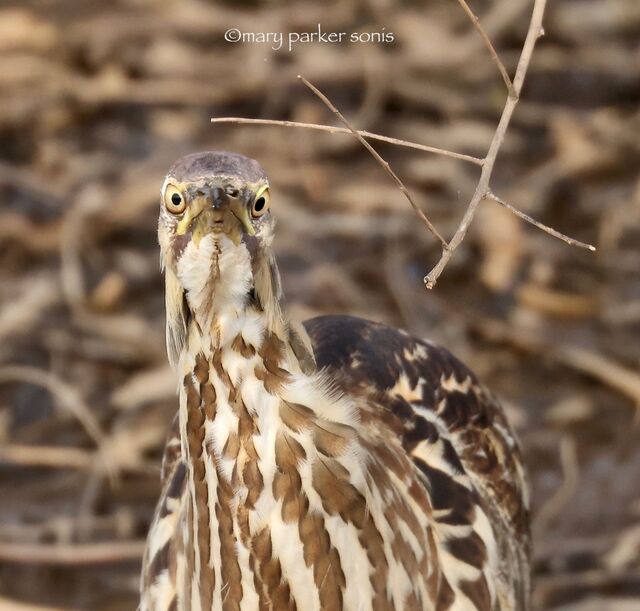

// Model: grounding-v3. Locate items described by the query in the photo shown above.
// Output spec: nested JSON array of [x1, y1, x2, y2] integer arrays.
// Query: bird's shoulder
[[304, 314, 531, 605]]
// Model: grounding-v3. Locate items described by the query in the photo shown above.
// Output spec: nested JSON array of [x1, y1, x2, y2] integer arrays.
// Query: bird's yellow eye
[[164, 185, 186, 214], [251, 187, 270, 218]]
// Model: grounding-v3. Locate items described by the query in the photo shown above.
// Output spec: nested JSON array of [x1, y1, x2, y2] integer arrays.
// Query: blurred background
[[0, 0, 639, 609]]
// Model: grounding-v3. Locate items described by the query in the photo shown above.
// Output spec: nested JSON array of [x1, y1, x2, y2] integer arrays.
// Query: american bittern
[[140, 151, 530, 611]]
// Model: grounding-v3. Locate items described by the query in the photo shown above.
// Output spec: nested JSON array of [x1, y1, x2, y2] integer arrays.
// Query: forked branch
[[424, 0, 552, 288], [211, 0, 594, 289]]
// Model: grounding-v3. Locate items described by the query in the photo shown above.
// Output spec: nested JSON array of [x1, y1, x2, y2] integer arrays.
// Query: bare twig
[[0, 540, 145, 565], [210, 0, 592, 290], [487, 191, 596, 251], [472, 316, 640, 410], [0, 366, 119, 483], [534, 569, 640, 607], [0, 277, 60, 342], [0, 444, 157, 474], [0, 444, 95, 470], [0, 366, 105, 448], [424, 0, 548, 288], [0, 595, 68, 611], [297, 75, 448, 248], [210, 0, 586, 290], [456, 0, 516, 97], [605, 524, 640, 571], [210, 117, 484, 166], [555, 346, 640, 410], [534, 435, 580, 534]]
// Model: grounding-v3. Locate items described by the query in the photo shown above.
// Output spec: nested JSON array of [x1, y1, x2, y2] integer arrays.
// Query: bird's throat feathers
[[164, 233, 292, 370]]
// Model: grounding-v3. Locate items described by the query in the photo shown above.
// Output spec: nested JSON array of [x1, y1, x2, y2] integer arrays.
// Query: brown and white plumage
[[140, 151, 531, 611]]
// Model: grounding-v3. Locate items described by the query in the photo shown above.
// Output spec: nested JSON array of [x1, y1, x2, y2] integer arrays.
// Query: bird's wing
[[140, 413, 186, 611], [304, 314, 531, 609]]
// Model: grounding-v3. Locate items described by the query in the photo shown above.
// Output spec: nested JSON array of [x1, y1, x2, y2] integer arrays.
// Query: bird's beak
[[176, 189, 255, 245]]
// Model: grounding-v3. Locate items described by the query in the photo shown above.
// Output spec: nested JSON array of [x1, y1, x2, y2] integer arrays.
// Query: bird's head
[[158, 151, 284, 364]]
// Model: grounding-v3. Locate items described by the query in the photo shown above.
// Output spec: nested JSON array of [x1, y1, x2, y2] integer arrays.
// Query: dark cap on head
[[167, 151, 268, 183]]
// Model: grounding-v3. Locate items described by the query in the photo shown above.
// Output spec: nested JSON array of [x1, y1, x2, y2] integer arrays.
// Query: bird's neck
[[174, 297, 360, 609]]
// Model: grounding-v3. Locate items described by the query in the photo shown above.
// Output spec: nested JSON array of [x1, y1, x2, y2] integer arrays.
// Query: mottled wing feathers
[[160, 412, 183, 484], [304, 315, 531, 609], [140, 413, 185, 611]]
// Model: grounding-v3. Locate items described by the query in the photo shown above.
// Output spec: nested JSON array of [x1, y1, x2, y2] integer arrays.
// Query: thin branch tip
[[486, 191, 596, 252], [210, 117, 482, 165], [423, 275, 437, 290], [456, 0, 513, 93]]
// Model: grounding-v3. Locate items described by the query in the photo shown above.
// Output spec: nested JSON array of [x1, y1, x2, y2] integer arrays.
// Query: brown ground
[[0, 1, 639, 609]]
